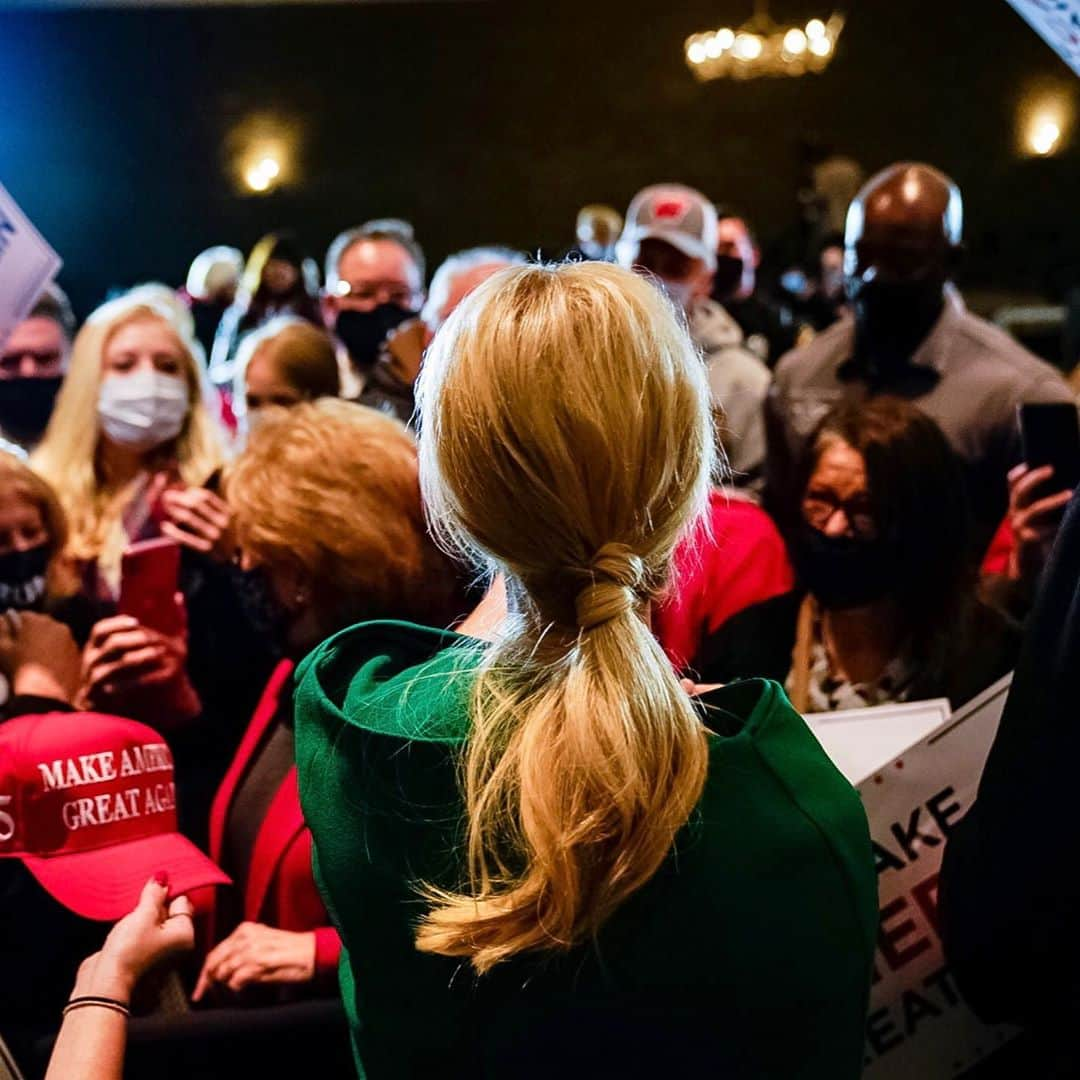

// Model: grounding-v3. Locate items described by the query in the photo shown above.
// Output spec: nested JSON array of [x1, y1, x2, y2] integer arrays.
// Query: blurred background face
[[1, 317, 67, 380], [0, 490, 48, 556], [205, 267, 239, 307], [244, 349, 304, 412], [801, 439, 878, 540], [820, 245, 845, 299], [102, 318, 185, 379], [262, 257, 301, 297], [327, 239, 423, 318], [716, 217, 757, 298], [630, 238, 712, 310], [433, 262, 508, 329]]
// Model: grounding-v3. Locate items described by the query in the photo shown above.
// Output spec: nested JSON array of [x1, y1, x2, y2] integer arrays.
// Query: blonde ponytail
[[414, 262, 717, 973]]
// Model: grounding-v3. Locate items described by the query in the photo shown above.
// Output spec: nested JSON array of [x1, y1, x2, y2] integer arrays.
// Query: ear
[[270, 561, 313, 614], [753, 245, 762, 269], [320, 295, 339, 329]]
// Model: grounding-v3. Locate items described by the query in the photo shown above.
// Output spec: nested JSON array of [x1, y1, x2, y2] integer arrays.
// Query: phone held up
[[1018, 402, 1080, 498], [117, 538, 183, 638]]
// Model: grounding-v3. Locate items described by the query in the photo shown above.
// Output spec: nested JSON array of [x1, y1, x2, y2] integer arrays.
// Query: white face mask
[[98, 369, 190, 450]]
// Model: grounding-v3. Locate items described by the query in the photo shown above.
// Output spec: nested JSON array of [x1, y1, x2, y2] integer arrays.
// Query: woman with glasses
[[699, 396, 1020, 712]]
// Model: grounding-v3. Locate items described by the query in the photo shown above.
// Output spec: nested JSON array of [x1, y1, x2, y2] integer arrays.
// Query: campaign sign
[[1007, 0, 1080, 75], [0, 183, 62, 354], [808, 677, 1019, 1077], [807, 698, 951, 787]]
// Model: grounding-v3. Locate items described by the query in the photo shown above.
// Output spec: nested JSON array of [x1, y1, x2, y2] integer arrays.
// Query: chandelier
[[685, 3, 845, 81]]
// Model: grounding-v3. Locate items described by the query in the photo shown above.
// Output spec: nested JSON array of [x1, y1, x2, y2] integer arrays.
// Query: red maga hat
[[0, 711, 229, 920]]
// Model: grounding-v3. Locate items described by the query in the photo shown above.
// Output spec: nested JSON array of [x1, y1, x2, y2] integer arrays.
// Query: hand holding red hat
[[70, 876, 196, 1005]]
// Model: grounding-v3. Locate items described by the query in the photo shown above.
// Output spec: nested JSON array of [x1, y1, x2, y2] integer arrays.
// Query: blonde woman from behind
[[294, 262, 876, 1080]]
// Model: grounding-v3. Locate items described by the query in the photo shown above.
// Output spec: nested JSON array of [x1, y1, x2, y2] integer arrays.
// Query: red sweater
[[655, 492, 795, 674]]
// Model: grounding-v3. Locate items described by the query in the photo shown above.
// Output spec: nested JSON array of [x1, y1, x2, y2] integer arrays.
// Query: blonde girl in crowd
[[33, 292, 276, 834]]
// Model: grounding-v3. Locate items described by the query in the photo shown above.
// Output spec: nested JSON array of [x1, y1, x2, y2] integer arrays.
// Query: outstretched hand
[[72, 876, 195, 1003]]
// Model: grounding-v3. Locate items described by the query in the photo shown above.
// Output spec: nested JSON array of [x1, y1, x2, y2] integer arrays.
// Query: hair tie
[[574, 543, 645, 631]]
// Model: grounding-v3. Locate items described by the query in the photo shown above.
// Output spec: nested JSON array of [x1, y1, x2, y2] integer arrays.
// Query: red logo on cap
[[653, 197, 689, 222]]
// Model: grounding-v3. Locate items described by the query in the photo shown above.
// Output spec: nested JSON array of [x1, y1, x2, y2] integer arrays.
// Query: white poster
[[0, 183, 62, 354], [807, 698, 951, 786], [1006, 0, 1080, 75], [808, 677, 1019, 1077]]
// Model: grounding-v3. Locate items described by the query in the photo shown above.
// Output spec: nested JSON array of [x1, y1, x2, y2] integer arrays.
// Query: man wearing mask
[[712, 210, 796, 366], [322, 218, 425, 399], [0, 285, 75, 453], [765, 162, 1075, 551], [616, 184, 771, 488]]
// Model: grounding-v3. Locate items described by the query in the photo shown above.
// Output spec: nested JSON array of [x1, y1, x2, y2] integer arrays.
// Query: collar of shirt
[[837, 285, 966, 383]]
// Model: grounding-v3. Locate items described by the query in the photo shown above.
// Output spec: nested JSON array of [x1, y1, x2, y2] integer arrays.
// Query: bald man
[[765, 162, 1074, 550]]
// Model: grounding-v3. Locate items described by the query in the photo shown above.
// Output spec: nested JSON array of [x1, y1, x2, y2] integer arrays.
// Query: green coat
[[295, 620, 877, 1079]]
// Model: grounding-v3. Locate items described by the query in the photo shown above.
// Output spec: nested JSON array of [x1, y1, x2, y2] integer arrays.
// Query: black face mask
[[0, 377, 63, 447], [849, 276, 945, 371], [335, 305, 417, 374], [0, 544, 50, 611], [792, 523, 893, 611], [711, 254, 745, 302], [232, 564, 290, 653]]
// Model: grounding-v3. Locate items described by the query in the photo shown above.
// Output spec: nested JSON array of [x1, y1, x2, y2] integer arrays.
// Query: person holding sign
[[698, 397, 1020, 712], [294, 263, 876, 1078]]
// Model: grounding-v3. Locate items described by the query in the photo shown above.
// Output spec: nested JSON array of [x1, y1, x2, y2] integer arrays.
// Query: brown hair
[[238, 318, 340, 403], [414, 262, 716, 972], [0, 453, 79, 599], [226, 398, 458, 631], [804, 396, 974, 656]]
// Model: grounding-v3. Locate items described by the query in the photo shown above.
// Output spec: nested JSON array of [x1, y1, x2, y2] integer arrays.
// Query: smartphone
[[1019, 403, 1080, 496], [118, 539, 182, 636]]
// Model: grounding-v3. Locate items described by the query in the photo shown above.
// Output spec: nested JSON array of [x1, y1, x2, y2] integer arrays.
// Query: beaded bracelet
[[63, 996, 131, 1019]]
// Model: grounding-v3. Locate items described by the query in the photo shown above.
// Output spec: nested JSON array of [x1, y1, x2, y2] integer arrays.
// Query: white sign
[[808, 677, 1019, 1077], [1007, 0, 1080, 75], [807, 698, 951, 786], [0, 182, 62, 354]]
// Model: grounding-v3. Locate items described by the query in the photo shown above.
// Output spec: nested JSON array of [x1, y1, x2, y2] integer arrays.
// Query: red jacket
[[654, 491, 795, 674], [207, 659, 341, 975]]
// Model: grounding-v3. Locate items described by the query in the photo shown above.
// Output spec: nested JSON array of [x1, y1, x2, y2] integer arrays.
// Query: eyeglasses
[[0, 349, 63, 375], [332, 280, 415, 308], [802, 492, 877, 539]]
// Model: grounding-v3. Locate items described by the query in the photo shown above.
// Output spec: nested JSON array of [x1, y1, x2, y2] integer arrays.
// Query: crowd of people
[[0, 159, 1078, 1079]]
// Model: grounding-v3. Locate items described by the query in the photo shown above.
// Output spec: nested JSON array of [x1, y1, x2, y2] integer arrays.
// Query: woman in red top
[[193, 399, 462, 1003], [653, 490, 794, 674]]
